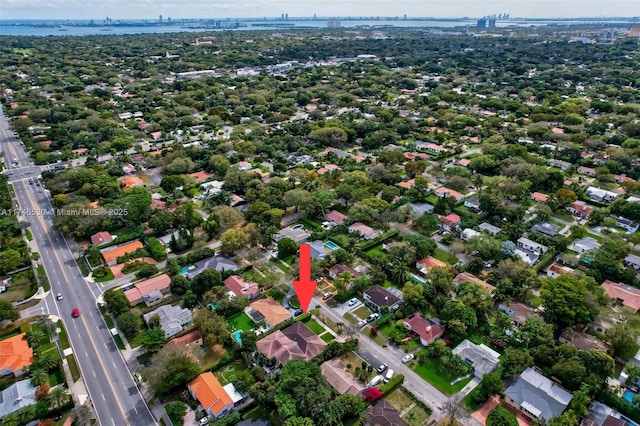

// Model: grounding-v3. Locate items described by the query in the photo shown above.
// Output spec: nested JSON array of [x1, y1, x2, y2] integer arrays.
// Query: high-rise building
[[488, 19, 496, 29], [159, 15, 163, 23], [477, 19, 486, 29], [327, 20, 341, 28]]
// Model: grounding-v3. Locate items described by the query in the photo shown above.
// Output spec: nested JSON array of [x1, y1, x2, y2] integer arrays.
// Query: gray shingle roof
[[505, 368, 572, 421]]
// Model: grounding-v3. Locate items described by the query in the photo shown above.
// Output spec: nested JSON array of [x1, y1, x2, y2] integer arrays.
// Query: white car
[[346, 298, 358, 307], [56, 293, 63, 300], [402, 353, 415, 363]]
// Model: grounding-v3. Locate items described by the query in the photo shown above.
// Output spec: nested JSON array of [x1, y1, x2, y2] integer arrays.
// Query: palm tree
[[388, 261, 408, 285], [16, 404, 37, 425], [39, 317, 56, 339], [25, 330, 45, 349], [334, 271, 353, 294], [0, 412, 21, 426], [29, 367, 48, 387], [47, 386, 71, 410], [38, 354, 60, 372]]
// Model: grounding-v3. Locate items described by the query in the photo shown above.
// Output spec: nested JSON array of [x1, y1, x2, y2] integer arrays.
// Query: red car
[[71, 308, 80, 318]]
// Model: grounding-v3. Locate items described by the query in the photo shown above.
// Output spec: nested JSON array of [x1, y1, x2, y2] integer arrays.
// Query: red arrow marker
[[292, 243, 317, 314]]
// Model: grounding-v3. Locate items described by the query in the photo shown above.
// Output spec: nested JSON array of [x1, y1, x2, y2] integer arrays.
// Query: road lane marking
[[102, 393, 106, 401], [18, 183, 132, 426], [93, 370, 96, 377]]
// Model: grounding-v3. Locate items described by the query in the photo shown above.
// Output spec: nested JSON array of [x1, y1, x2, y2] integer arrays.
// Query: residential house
[[453, 272, 496, 293], [416, 141, 450, 155], [201, 180, 224, 196], [578, 166, 597, 177], [143, 305, 192, 338], [531, 192, 549, 203], [321, 358, 365, 395], [434, 186, 464, 202], [559, 331, 608, 352], [100, 240, 144, 266], [403, 313, 444, 346], [328, 264, 361, 280], [363, 285, 402, 312], [119, 176, 145, 189], [158, 230, 183, 250], [504, 367, 573, 422], [546, 263, 574, 279], [170, 330, 203, 348], [516, 237, 548, 265], [408, 203, 434, 217], [273, 226, 311, 244], [236, 161, 253, 171], [0, 380, 37, 418], [122, 163, 136, 175], [185, 256, 238, 280], [188, 372, 243, 419], [614, 216, 639, 233], [601, 280, 640, 312], [123, 274, 171, 306], [416, 256, 448, 274], [348, 222, 380, 240], [464, 197, 481, 212], [324, 210, 348, 226], [479, 222, 501, 235], [309, 240, 330, 260], [224, 275, 260, 300], [567, 201, 594, 219], [586, 187, 619, 203], [188, 171, 213, 183], [531, 222, 560, 237], [452, 339, 500, 379], [547, 159, 572, 171], [498, 302, 539, 327], [570, 236, 600, 254], [460, 228, 481, 242], [248, 298, 292, 328], [396, 179, 415, 190], [623, 254, 640, 271], [90, 231, 113, 247], [439, 214, 461, 231], [0, 334, 34, 377], [365, 400, 408, 426], [582, 401, 630, 426], [256, 322, 326, 366]]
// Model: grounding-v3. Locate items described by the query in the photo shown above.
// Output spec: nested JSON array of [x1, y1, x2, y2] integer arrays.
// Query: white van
[[367, 375, 384, 387], [384, 369, 394, 383]]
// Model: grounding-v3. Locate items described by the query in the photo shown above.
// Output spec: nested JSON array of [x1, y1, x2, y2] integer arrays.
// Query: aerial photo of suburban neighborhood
[[1, 4, 640, 426]]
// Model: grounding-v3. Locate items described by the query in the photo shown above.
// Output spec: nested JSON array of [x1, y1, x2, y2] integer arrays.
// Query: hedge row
[[401, 385, 433, 415], [380, 374, 404, 396], [358, 230, 398, 252]]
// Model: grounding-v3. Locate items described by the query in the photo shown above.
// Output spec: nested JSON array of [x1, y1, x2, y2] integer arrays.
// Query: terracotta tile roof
[[453, 272, 495, 292], [119, 176, 145, 189], [124, 274, 171, 303], [249, 298, 292, 327], [188, 372, 233, 416], [0, 334, 34, 374], [417, 256, 447, 271], [325, 210, 347, 225], [150, 199, 166, 210], [434, 186, 463, 200], [170, 330, 203, 346], [188, 171, 213, 183], [531, 192, 549, 202], [403, 313, 444, 345], [601, 280, 640, 311], [224, 275, 260, 298], [256, 322, 326, 365], [90, 231, 112, 246], [101, 240, 144, 264]]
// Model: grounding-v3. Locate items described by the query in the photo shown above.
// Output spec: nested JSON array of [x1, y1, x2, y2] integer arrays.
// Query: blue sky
[[1, 0, 638, 20]]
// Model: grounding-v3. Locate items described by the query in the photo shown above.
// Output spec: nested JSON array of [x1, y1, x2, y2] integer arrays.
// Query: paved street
[[0, 109, 156, 426]]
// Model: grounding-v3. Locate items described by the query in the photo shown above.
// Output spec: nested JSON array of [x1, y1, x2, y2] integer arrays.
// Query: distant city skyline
[[1, 0, 639, 21]]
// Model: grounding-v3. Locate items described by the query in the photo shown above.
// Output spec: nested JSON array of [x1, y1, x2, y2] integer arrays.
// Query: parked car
[[384, 369, 395, 383], [358, 319, 367, 327], [367, 313, 379, 323], [346, 298, 358, 307], [376, 363, 388, 373], [322, 292, 333, 300], [402, 353, 415, 363], [294, 309, 303, 317], [71, 308, 80, 318]]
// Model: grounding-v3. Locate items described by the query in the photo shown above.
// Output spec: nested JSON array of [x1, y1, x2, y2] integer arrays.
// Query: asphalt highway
[[0, 108, 156, 426]]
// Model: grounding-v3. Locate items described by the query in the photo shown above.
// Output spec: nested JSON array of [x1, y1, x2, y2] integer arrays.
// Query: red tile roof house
[[416, 256, 448, 275], [188, 171, 213, 183], [567, 201, 594, 219], [256, 322, 326, 367], [439, 213, 461, 231], [434, 186, 464, 202], [403, 313, 444, 346], [324, 210, 347, 226], [601, 280, 640, 312], [531, 192, 549, 203], [123, 273, 171, 306], [348, 222, 380, 240], [223, 275, 260, 300], [90, 231, 113, 247]]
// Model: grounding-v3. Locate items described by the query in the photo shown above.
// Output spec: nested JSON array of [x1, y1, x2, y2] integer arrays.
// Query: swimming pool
[[232, 330, 242, 344], [324, 241, 340, 250], [410, 273, 426, 284], [623, 389, 638, 404], [178, 265, 195, 275]]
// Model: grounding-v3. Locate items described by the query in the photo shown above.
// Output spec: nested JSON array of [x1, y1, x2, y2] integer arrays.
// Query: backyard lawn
[[215, 362, 249, 386], [353, 306, 371, 320], [404, 404, 431, 426], [320, 333, 335, 343], [228, 312, 255, 332], [413, 358, 473, 395], [432, 248, 459, 265], [386, 389, 414, 413]]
